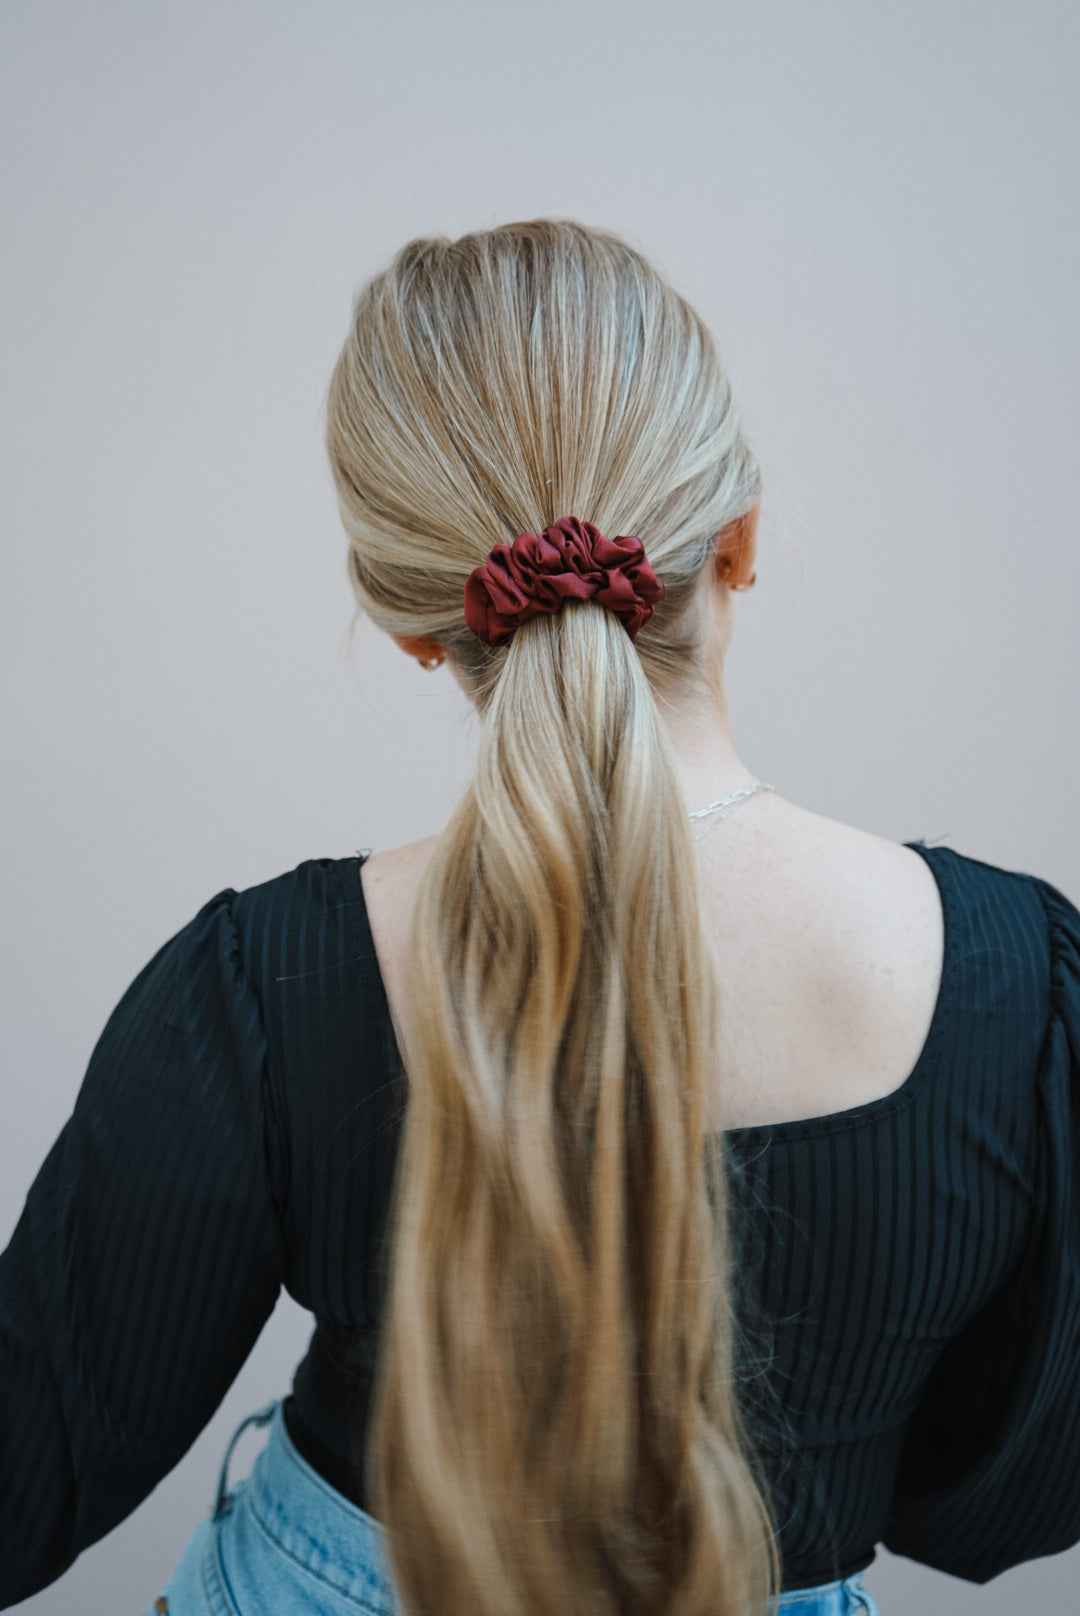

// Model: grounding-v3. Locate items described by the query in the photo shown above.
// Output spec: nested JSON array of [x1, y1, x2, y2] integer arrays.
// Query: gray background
[[2, 1, 1077, 1610]]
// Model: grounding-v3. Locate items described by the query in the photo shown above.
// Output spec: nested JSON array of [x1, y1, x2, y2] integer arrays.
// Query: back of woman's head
[[326, 220, 779, 1616]]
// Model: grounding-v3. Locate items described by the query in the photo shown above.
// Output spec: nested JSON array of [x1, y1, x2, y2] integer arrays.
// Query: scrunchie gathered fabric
[[463, 517, 665, 649]]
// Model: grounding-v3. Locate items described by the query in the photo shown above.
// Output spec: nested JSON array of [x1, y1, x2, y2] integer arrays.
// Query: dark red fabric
[[463, 517, 665, 648]]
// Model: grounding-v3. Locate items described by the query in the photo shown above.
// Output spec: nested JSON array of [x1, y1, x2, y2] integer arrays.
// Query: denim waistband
[[217, 1399, 393, 1611], [204, 1400, 877, 1616]]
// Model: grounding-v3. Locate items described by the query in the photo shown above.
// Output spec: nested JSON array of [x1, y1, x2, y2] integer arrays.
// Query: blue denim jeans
[[145, 1401, 880, 1615]]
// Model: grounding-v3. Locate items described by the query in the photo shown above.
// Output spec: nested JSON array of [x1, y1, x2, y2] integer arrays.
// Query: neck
[[653, 672, 761, 812]]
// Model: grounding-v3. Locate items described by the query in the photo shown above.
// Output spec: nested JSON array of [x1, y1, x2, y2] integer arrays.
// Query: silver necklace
[[687, 781, 775, 843]]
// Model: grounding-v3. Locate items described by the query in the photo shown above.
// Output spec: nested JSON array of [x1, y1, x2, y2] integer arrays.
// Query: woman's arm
[[0, 888, 286, 1608], [883, 874, 1080, 1580]]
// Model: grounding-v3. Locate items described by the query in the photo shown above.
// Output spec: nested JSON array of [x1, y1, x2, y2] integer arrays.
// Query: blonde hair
[[326, 220, 780, 1615]]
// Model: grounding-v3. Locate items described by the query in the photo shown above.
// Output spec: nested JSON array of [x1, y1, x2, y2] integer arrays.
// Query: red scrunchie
[[463, 517, 665, 649]]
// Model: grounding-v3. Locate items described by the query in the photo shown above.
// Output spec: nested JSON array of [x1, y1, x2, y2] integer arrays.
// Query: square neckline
[[348, 838, 956, 1145]]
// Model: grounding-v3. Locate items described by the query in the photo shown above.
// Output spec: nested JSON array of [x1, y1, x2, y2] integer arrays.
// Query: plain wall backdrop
[[2, 2, 1077, 1611]]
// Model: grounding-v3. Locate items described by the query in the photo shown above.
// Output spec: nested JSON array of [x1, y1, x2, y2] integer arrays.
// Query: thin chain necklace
[[687, 781, 775, 843]]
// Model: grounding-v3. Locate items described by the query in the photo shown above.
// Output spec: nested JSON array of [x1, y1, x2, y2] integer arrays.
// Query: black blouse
[[2, 840, 1079, 1606]]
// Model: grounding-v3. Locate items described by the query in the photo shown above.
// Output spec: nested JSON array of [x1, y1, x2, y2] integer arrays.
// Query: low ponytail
[[326, 220, 781, 1614]]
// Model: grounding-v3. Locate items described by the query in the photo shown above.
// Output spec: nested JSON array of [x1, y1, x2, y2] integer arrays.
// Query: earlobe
[[391, 633, 447, 669]]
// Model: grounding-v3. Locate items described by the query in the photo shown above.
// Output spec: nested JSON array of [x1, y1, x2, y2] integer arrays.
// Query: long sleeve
[[0, 888, 286, 1609], [882, 872, 1080, 1581]]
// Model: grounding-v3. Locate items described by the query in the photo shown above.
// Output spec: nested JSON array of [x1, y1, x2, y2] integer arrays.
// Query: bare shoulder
[[691, 798, 947, 1117], [746, 797, 944, 965], [739, 799, 947, 1054], [358, 834, 441, 957], [357, 835, 442, 1027], [358, 808, 942, 959], [359, 833, 441, 890], [793, 802, 941, 935], [359, 833, 441, 915]]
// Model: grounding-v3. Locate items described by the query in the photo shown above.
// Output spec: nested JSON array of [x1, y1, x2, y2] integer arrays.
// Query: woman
[[3, 220, 1079, 1616]]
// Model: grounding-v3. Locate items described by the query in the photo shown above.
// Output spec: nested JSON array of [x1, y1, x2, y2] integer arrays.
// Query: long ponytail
[[326, 220, 780, 1615]]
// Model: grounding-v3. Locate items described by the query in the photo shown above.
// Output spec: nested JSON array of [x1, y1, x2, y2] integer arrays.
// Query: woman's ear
[[391, 633, 447, 668], [714, 497, 761, 588]]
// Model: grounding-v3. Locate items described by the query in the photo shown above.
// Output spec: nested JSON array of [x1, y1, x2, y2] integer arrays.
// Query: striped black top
[[2, 840, 1079, 1605]]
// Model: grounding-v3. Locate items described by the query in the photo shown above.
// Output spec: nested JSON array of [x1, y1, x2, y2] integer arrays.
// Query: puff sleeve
[[882, 874, 1080, 1581], [0, 889, 286, 1608]]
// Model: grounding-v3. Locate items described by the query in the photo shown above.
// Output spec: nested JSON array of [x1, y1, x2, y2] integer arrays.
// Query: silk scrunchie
[[463, 517, 665, 649]]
